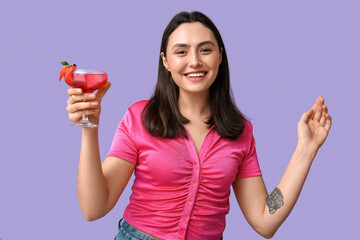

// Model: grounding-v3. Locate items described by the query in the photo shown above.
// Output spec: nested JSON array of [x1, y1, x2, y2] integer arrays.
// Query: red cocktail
[[70, 69, 107, 127], [59, 62, 108, 128], [71, 69, 108, 93]]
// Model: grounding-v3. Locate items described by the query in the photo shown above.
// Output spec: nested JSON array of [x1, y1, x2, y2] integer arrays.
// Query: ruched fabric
[[108, 100, 262, 240]]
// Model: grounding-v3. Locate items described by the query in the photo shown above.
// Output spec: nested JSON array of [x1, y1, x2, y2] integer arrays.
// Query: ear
[[219, 47, 223, 65], [161, 52, 170, 71]]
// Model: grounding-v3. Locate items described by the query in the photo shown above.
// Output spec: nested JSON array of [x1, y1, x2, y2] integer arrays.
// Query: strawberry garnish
[[59, 61, 69, 81], [59, 61, 76, 83], [64, 65, 77, 85]]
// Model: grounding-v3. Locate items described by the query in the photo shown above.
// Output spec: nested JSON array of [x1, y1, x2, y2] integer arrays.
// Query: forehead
[[167, 22, 218, 48]]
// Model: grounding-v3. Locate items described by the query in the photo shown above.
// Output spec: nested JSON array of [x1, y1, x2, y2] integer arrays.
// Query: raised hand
[[66, 81, 111, 126], [297, 96, 332, 150]]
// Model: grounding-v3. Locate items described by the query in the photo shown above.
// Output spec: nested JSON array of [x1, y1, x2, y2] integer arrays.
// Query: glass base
[[72, 116, 98, 128]]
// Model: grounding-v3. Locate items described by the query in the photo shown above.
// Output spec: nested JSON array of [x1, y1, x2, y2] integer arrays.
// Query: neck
[[178, 90, 211, 120]]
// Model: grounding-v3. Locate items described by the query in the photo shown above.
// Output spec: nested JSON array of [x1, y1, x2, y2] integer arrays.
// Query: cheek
[[170, 72, 182, 86], [167, 56, 186, 71], [209, 60, 220, 77], [212, 56, 222, 69]]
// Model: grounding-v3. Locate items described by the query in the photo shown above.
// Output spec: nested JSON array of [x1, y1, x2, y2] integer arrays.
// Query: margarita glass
[[70, 69, 108, 127]]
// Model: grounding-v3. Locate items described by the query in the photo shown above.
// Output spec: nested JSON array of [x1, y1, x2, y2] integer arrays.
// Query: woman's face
[[161, 22, 222, 96]]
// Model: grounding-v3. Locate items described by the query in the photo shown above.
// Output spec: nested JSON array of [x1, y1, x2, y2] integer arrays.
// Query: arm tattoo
[[266, 187, 284, 214]]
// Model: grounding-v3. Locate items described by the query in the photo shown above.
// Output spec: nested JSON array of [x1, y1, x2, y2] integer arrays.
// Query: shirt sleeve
[[107, 108, 138, 165], [236, 121, 262, 178]]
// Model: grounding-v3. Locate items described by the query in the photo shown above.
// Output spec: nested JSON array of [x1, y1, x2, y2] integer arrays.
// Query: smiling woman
[[64, 11, 332, 240], [161, 23, 222, 94], [144, 13, 246, 141]]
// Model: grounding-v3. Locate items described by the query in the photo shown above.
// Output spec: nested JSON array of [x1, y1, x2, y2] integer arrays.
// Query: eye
[[176, 50, 186, 55], [200, 48, 212, 53]]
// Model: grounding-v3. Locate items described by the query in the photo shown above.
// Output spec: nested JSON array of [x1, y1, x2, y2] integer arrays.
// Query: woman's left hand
[[297, 96, 332, 150]]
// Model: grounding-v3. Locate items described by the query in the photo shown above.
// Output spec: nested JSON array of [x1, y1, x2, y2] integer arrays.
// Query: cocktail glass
[[68, 69, 108, 127]]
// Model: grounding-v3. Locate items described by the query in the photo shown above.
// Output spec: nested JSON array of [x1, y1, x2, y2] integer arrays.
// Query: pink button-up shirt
[[108, 100, 262, 240]]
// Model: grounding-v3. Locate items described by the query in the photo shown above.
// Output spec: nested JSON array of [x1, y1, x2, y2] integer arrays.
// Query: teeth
[[187, 72, 205, 78]]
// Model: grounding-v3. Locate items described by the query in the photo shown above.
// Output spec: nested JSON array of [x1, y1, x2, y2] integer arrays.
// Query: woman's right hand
[[66, 81, 111, 126]]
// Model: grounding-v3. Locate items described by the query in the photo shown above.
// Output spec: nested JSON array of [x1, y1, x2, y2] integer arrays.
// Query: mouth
[[184, 71, 207, 81]]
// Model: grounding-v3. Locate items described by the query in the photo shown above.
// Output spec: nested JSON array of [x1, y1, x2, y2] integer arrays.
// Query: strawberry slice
[[59, 61, 76, 85], [64, 65, 77, 85], [59, 61, 69, 81], [59, 66, 67, 81]]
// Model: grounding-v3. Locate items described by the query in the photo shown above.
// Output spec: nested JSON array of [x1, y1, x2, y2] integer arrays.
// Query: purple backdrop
[[1, 0, 359, 239]]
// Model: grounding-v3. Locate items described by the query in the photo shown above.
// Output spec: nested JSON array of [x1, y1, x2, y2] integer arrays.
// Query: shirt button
[[180, 230, 185, 235], [188, 201, 192, 205], [193, 183, 196, 188]]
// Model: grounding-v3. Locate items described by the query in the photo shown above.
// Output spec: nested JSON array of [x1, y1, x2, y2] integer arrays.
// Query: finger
[[324, 113, 332, 132], [317, 96, 324, 106], [319, 105, 328, 126], [299, 108, 313, 124], [309, 96, 324, 117], [313, 105, 322, 122], [69, 111, 84, 123], [86, 108, 101, 117], [96, 81, 111, 101], [67, 87, 83, 96], [66, 101, 99, 113], [309, 97, 320, 119], [67, 93, 96, 104]]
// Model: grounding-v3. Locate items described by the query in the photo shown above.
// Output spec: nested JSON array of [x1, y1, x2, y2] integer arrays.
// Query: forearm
[[261, 143, 318, 237], [77, 127, 109, 221], [237, 97, 331, 238]]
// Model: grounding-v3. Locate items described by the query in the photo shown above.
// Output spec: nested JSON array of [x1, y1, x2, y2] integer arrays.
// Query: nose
[[189, 51, 202, 68]]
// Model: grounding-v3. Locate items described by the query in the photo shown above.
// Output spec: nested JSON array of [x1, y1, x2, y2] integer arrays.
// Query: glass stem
[[82, 114, 89, 122], [82, 99, 88, 123]]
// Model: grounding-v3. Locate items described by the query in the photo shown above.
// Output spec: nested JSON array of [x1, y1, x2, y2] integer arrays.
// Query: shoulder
[[244, 121, 254, 134], [232, 121, 255, 149], [120, 100, 149, 127], [127, 100, 149, 113]]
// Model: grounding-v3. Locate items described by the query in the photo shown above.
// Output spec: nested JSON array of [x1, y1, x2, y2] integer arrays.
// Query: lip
[[184, 70, 207, 75], [184, 71, 207, 82]]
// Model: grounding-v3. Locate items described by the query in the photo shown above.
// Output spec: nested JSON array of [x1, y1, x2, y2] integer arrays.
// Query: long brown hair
[[142, 11, 247, 140]]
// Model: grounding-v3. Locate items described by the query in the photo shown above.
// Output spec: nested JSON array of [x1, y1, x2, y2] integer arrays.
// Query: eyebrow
[[171, 40, 216, 50]]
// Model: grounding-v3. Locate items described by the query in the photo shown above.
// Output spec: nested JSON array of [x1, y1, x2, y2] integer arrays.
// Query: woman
[[66, 11, 332, 240]]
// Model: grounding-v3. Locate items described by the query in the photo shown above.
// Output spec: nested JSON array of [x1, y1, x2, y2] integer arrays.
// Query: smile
[[185, 72, 206, 78], [184, 71, 207, 82]]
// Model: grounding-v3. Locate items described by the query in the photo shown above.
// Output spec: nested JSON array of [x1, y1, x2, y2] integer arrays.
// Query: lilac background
[[0, 0, 359, 239]]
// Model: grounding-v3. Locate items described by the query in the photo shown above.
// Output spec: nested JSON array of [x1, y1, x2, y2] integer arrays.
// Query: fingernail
[[91, 102, 98, 106]]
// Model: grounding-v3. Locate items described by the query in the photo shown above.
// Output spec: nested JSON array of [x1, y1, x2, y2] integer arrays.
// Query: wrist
[[295, 142, 318, 159], [82, 126, 99, 136]]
